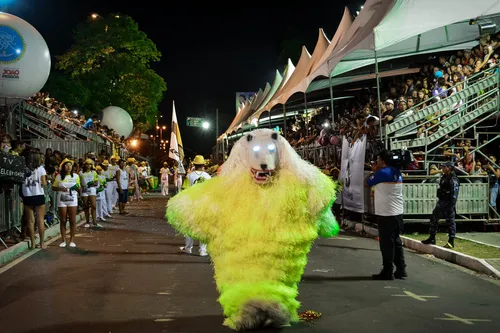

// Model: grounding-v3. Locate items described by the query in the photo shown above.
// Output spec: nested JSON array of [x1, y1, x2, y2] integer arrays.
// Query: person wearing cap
[[422, 161, 460, 248], [95, 165, 109, 222], [100, 160, 113, 219], [179, 155, 211, 257], [52, 158, 80, 248], [160, 162, 171, 196], [80, 159, 102, 228], [382, 99, 398, 124], [105, 156, 120, 213]]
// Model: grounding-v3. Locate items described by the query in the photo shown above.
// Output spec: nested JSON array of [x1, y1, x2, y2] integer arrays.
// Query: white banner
[[340, 135, 367, 213]]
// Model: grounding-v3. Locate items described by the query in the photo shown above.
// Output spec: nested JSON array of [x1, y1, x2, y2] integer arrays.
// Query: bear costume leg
[[219, 282, 300, 330]]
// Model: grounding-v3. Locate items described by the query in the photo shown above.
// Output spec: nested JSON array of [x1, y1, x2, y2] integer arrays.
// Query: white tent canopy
[[269, 29, 330, 107], [318, 0, 500, 78], [265, 46, 311, 111], [248, 59, 296, 123], [224, 70, 281, 134]]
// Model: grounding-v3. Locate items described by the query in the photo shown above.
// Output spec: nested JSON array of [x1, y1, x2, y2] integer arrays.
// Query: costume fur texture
[[166, 129, 339, 330]]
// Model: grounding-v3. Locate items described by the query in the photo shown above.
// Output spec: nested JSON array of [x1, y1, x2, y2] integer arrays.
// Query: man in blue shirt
[[82, 115, 98, 130], [365, 150, 407, 280]]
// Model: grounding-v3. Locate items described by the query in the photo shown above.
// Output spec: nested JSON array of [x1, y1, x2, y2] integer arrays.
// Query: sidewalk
[[343, 220, 500, 279], [456, 232, 500, 274], [457, 232, 500, 249], [0, 211, 86, 267]]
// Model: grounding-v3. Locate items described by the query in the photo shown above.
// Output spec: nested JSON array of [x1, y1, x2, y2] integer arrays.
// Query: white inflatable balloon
[[0, 12, 51, 99], [100, 106, 133, 138]]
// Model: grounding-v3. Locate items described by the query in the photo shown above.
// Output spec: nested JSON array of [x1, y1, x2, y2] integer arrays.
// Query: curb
[[343, 220, 500, 279], [0, 212, 87, 267]]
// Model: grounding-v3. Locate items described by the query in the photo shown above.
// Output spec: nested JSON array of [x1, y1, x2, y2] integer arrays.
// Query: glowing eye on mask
[[253, 146, 260, 152], [267, 144, 276, 151]]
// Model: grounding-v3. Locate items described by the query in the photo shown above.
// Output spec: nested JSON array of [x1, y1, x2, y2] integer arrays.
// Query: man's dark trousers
[[377, 215, 406, 272]]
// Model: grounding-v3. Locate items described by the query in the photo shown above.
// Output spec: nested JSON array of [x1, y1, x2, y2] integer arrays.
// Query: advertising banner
[[0, 151, 26, 183], [339, 135, 367, 213], [236, 92, 256, 113]]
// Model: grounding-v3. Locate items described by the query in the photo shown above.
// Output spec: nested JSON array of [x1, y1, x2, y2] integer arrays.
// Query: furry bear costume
[[166, 129, 339, 330]]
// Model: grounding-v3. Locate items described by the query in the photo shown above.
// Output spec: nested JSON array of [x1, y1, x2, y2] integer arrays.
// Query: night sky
[[1, 0, 360, 155]]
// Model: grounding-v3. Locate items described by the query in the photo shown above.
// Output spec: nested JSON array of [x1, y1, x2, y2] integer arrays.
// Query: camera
[[386, 149, 412, 169], [377, 149, 412, 169]]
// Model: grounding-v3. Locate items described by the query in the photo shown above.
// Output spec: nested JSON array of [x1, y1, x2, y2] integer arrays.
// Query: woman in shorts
[[52, 158, 80, 248], [21, 151, 47, 249], [80, 159, 101, 228]]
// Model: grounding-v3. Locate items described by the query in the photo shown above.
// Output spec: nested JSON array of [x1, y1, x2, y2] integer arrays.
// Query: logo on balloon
[[0, 25, 25, 63]]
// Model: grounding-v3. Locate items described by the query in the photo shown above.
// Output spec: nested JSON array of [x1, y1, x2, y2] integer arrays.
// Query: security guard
[[422, 161, 460, 248]]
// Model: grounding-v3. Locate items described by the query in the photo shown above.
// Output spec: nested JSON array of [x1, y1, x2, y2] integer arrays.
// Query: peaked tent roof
[[306, 7, 354, 82], [314, 0, 500, 79], [223, 70, 282, 136], [271, 29, 330, 106], [248, 59, 296, 123], [265, 46, 311, 111]]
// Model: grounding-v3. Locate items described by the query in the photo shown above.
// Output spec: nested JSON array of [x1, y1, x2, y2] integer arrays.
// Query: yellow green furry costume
[[166, 129, 339, 331]]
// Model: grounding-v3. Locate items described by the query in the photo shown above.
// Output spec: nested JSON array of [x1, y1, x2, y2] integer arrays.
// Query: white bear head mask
[[220, 128, 315, 186]]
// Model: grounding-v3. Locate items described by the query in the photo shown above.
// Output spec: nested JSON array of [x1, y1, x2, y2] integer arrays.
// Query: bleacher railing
[[385, 67, 499, 137]]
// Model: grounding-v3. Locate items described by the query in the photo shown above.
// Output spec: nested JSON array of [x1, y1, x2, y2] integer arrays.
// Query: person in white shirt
[[160, 162, 171, 196], [80, 159, 101, 228], [179, 155, 211, 257], [95, 165, 109, 222], [99, 160, 113, 219], [52, 158, 80, 248], [116, 159, 130, 215], [105, 156, 119, 212], [21, 151, 47, 249], [364, 150, 406, 280]]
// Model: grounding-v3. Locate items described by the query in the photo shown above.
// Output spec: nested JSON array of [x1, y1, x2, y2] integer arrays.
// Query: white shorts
[[81, 187, 97, 197], [57, 193, 78, 208]]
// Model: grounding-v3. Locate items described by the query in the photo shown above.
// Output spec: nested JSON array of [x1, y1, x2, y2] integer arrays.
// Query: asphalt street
[[0, 195, 498, 333]]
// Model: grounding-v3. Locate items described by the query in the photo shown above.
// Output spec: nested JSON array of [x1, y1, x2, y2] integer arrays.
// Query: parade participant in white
[[80, 159, 101, 228], [116, 159, 130, 215], [160, 162, 171, 196], [105, 156, 119, 212], [95, 165, 109, 222], [52, 158, 80, 248], [99, 160, 113, 219], [179, 155, 211, 257]]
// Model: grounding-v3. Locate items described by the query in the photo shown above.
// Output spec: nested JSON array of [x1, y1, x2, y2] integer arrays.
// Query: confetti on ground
[[299, 310, 322, 323]]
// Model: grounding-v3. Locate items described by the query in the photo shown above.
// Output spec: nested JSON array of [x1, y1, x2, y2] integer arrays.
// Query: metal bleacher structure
[[14, 101, 117, 158], [382, 67, 500, 223], [291, 67, 500, 224]]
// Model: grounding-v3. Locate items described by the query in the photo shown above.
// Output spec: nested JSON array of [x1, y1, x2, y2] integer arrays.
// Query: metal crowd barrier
[[0, 184, 23, 248], [361, 173, 492, 222]]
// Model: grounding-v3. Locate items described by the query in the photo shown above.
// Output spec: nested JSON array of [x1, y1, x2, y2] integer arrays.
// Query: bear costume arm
[[308, 171, 340, 238], [166, 178, 219, 243]]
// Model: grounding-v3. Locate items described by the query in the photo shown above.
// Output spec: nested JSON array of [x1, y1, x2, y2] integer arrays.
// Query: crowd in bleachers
[[27, 92, 126, 146], [279, 33, 500, 180]]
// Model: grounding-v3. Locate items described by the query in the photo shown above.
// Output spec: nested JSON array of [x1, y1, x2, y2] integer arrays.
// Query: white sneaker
[[199, 251, 208, 257], [179, 246, 192, 254], [69, 242, 76, 248], [59, 242, 67, 248], [84, 223, 91, 228], [105, 214, 112, 218], [94, 223, 104, 228]]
